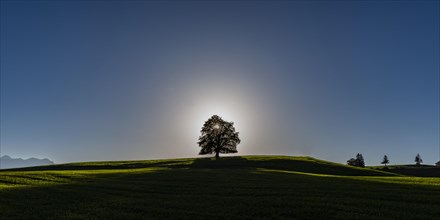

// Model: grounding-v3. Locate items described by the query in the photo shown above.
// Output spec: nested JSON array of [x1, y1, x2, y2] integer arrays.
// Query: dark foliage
[[415, 154, 423, 166], [347, 153, 365, 168], [347, 158, 357, 166], [381, 155, 389, 167], [198, 115, 240, 159]]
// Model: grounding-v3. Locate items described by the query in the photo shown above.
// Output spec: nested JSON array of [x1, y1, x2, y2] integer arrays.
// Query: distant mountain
[[0, 155, 54, 169]]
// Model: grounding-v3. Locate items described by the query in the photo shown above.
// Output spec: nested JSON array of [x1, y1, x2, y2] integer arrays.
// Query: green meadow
[[1, 156, 439, 219]]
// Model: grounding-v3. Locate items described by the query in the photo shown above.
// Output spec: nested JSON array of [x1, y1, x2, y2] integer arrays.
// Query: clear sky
[[1, 1, 439, 165]]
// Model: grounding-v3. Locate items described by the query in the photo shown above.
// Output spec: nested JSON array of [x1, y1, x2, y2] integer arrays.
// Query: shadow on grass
[[185, 157, 394, 176], [4, 156, 395, 177]]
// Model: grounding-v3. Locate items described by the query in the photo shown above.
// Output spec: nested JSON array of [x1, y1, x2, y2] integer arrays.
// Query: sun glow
[[152, 69, 273, 157], [179, 82, 265, 156]]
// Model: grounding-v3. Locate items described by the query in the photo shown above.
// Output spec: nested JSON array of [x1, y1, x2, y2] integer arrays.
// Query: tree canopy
[[197, 115, 240, 159]]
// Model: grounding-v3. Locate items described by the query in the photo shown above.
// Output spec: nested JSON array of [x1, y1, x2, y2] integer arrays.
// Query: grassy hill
[[370, 164, 440, 177], [1, 156, 439, 219]]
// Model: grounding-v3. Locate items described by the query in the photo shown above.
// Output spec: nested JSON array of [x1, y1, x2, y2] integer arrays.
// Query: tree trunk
[[215, 151, 220, 160]]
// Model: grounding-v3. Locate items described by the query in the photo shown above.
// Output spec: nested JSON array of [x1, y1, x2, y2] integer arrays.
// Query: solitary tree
[[381, 155, 389, 167], [198, 115, 240, 160], [415, 153, 423, 166]]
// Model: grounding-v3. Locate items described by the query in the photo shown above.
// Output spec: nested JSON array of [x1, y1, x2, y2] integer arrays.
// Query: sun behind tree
[[198, 115, 241, 160]]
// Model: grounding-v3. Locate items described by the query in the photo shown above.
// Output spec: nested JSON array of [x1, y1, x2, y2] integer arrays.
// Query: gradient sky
[[1, 1, 439, 165]]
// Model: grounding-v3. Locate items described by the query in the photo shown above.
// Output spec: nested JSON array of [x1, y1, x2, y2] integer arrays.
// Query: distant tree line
[[347, 153, 428, 167]]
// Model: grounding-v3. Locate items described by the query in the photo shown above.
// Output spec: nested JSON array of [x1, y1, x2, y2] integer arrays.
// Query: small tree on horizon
[[347, 153, 365, 168], [356, 153, 365, 168], [415, 153, 423, 166], [198, 115, 241, 160], [381, 155, 389, 167]]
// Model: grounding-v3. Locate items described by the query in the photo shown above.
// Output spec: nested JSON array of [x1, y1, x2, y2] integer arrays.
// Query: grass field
[[1, 156, 439, 219], [370, 164, 440, 177]]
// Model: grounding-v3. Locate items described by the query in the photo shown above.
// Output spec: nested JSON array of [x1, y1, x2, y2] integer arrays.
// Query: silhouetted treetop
[[198, 115, 240, 159]]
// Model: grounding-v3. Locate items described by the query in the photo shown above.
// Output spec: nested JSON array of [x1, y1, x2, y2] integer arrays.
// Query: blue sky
[[1, 1, 439, 165]]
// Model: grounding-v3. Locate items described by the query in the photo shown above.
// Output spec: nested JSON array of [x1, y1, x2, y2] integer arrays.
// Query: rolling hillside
[[370, 164, 440, 177], [1, 156, 439, 219]]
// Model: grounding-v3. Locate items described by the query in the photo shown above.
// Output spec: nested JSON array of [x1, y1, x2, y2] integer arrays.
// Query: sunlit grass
[[0, 168, 166, 189], [258, 168, 440, 187]]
